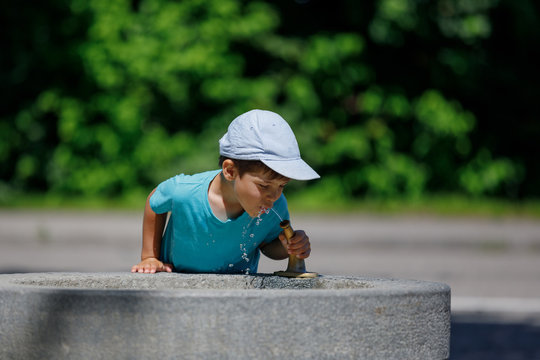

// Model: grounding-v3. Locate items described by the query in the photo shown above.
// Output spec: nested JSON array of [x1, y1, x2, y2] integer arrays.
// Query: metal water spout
[[274, 220, 318, 278]]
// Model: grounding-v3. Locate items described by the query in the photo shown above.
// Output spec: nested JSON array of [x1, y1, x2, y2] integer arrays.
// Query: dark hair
[[218, 156, 289, 180]]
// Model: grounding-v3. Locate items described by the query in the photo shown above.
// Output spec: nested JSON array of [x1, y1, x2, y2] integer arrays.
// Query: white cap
[[219, 110, 320, 181]]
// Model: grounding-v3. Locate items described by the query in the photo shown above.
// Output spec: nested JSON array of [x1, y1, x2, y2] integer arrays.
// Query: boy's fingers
[[290, 244, 310, 256], [163, 263, 173, 272], [281, 231, 305, 244], [288, 230, 307, 243], [288, 237, 311, 254], [131, 259, 173, 274], [288, 237, 310, 250], [288, 240, 308, 250], [144, 263, 154, 273], [291, 243, 311, 258]]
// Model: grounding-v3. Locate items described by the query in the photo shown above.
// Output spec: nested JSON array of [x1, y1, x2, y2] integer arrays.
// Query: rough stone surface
[[0, 273, 450, 359]]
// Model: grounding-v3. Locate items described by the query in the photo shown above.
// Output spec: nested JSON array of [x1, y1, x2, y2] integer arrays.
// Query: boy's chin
[[247, 210, 259, 218], [247, 207, 266, 218]]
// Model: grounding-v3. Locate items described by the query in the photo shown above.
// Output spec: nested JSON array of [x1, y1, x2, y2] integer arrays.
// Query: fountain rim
[[0, 272, 450, 298]]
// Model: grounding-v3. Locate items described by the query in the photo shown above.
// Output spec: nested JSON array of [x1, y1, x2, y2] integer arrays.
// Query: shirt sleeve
[[149, 175, 180, 214]]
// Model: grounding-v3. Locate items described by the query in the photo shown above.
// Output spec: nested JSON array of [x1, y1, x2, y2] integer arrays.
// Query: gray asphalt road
[[1, 210, 540, 359]]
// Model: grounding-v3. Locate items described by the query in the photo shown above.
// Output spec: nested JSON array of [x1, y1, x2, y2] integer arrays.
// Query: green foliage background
[[1, 0, 539, 206]]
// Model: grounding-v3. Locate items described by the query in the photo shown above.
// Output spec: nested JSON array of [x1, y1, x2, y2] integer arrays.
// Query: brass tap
[[274, 220, 318, 278]]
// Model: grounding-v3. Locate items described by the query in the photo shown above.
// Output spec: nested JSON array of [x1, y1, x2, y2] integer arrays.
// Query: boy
[[131, 109, 320, 274]]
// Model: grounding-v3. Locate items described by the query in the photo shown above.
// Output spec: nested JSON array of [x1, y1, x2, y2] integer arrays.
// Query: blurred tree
[[268, 0, 534, 199], [1, 0, 538, 203]]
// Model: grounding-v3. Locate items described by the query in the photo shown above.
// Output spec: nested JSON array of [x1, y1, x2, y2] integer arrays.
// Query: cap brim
[[261, 159, 320, 181]]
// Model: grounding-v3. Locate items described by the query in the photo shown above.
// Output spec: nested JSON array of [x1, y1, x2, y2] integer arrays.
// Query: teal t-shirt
[[150, 169, 289, 274]]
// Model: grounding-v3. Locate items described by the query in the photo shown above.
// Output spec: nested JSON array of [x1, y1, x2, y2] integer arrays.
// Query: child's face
[[233, 170, 289, 218]]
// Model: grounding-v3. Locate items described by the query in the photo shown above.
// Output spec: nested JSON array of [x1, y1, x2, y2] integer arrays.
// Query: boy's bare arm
[[259, 238, 289, 260], [131, 189, 173, 273]]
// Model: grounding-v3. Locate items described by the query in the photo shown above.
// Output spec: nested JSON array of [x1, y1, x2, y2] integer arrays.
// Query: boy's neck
[[208, 171, 244, 221]]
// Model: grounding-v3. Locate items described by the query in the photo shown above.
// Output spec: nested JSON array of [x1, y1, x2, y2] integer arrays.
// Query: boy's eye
[[258, 184, 269, 189]]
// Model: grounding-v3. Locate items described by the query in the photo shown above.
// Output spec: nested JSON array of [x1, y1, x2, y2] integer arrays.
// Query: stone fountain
[[0, 272, 450, 359]]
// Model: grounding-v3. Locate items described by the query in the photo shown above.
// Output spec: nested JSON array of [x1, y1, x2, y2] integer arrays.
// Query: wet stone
[[8, 273, 373, 290]]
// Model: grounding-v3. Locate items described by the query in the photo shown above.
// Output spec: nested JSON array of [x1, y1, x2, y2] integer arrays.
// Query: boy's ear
[[222, 159, 238, 181]]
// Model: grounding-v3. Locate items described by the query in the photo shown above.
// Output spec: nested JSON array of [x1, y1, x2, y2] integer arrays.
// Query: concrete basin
[[0, 273, 450, 359]]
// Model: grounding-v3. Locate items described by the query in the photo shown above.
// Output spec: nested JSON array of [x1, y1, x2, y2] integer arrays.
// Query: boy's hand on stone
[[131, 258, 173, 274], [278, 230, 311, 259]]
